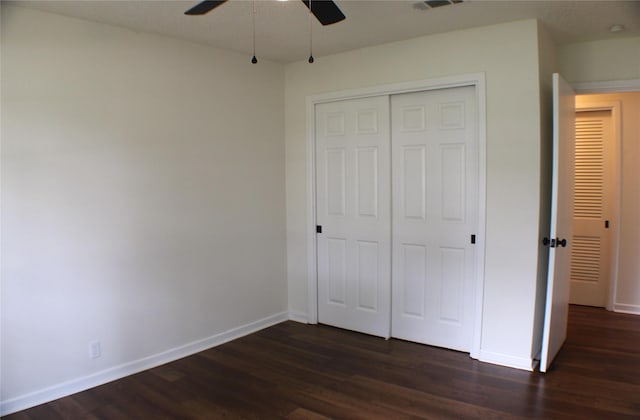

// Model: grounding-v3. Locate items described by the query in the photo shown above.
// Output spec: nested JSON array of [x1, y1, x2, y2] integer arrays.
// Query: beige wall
[[559, 37, 640, 83], [285, 19, 546, 369], [1, 5, 286, 410]]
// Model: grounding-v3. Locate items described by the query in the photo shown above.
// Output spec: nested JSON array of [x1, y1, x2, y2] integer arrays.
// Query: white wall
[[1, 5, 286, 413], [558, 37, 640, 83], [609, 93, 640, 313], [285, 19, 546, 369]]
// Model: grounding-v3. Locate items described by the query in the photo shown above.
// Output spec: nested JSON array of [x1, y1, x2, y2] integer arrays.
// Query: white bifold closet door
[[315, 96, 392, 338], [390, 86, 477, 352], [315, 86, 477, 351]]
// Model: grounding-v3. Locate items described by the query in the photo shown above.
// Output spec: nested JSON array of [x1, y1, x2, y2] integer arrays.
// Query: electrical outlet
[[89, 340, 101, 359]]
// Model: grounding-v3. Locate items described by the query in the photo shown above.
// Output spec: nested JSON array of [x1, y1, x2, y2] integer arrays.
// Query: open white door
[[540, 73, 575, 372], [570, 109, 615, 307]]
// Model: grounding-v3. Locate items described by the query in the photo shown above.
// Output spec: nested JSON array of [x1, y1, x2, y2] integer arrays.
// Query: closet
[[315, 85, 478, 352]]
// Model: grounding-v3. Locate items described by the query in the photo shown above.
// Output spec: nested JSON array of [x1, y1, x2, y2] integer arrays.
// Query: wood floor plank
[[341, 374, 517, 420], [4, 305, 640, 419], [284, 407, 331, 420]]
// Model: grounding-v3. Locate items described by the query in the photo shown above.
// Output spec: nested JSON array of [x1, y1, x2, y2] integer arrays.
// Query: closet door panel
[[391, 86, 478, 352], [316, 96, 391, 338]]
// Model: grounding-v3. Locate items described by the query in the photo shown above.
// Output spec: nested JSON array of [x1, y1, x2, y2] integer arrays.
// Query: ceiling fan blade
[[301, 0, 346, 26], [184, 1, 228, 16]]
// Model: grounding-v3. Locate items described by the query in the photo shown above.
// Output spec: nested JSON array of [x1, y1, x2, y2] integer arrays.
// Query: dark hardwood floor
[[5, 305, 640, 419]]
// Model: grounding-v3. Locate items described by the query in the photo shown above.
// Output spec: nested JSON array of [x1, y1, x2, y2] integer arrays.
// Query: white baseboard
[[614, 303, 640, 315], [478, 350, 536, 372], [0, 311, 288, 417], [288, 310, 309, 323]]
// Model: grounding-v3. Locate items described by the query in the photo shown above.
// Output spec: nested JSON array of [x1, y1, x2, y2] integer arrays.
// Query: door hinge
[[316, 225, 322, 234], [470, 234, 476, 245], [605, 220, 610, 229]]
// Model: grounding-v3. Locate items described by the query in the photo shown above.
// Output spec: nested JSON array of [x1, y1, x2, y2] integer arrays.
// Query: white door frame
[[305, 73, 487, 359], [574, 101, 622, 312], [572, 79, 640, 94]]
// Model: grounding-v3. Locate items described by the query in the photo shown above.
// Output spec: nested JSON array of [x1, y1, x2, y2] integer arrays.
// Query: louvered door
[[569, 110, 613, 307]]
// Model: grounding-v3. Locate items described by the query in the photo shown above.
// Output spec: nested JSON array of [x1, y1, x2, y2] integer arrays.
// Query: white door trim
[[572, 79, 640, 94], [305, 73, 487, 359], [575, 101, 622, 312]]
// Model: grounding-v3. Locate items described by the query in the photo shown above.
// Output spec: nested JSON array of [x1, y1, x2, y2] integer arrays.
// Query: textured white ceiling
[[6, 0, 640, 63]]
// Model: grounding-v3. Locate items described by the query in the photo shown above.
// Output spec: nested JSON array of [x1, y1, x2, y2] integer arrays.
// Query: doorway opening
[[570, 88, 640, 315]]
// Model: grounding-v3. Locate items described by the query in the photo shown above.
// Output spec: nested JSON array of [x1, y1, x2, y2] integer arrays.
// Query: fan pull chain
[[308, 0, 314, 63], [251, 0, 258, 64]]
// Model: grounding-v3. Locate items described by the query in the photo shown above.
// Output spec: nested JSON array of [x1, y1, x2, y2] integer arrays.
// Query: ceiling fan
[[184, 0, 346, 26]]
